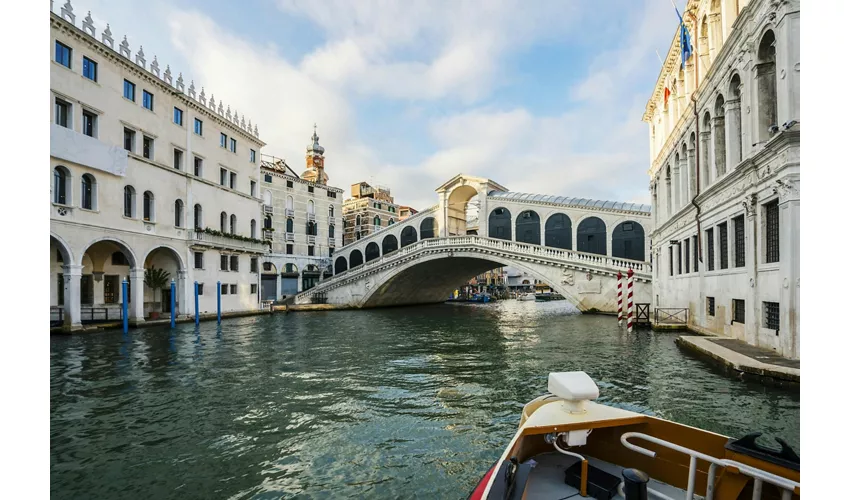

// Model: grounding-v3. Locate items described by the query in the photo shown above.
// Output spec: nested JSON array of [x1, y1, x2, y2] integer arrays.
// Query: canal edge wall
[[675, 336, 800, 389]]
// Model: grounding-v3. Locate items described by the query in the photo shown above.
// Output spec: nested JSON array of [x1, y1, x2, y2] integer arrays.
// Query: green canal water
[[50, 301, 800, 499]]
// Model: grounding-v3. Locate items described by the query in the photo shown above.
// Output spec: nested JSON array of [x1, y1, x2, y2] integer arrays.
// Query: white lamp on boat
[[548, 371, 599, 415]]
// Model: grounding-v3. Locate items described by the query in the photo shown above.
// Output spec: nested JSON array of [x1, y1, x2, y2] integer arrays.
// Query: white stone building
[[50, 4, 268, 330], [644, 0, 799, 358], [259, 128, 343, 299]]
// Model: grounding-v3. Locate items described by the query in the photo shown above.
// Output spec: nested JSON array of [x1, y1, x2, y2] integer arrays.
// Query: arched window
[[488, 207, 512, 241], [577, 216, 607, 256], [194, 204, 203, 229], [673, 152, 681, 210], [356, 215, 361, 226], [230, 214, 237, 234], [664, 165, 672, 218], [714, 94, 726, 178], [220, 211, 228, 232], [174, 199, 183, 227], [250, 219, 256, 238], [365, 242, 380, 262], [286, 218, 293, 232], [263, 190, 272, 205], [400, 226, 418, 247], [53, 166, 69, 205], [382, 234, 398, 254], [544, 214, 572, 249], [756, 30, 777, 144], [307, 200, 315, 215], [420, 217, 435, 239], [701, 111, 712, 188], [334, 256, 348, 274], [143, 191, 154, 222], [728, 74, 743, 165], [355, 231, 361, 240], [329, 224, 335, 238], [349, 250, 363, 268], [612, 221, 645, 261], [286, 196, 294, 210], [374, 216, 381, 227], [80, 173, 95, 210], [329, 205, 334, 217], [388, 219, 394, 225], [306, 220, 316, 236], [124, 186, 136, 218], [264, 215, 272, 230], [515, 210, 541, 245]]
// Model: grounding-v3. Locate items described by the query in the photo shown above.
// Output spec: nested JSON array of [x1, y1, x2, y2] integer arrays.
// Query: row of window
[[705, 297, 780, 331], [262, 174, 337, 197], [275, 197, 335, 218], [349, 215, 396, 227], [193, 252, 260, 273], [667, 200, 779, 277], [280, 244, 330, 257]]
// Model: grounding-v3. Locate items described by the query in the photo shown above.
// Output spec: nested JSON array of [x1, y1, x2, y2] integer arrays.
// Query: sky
[[61, 0, 687, 211]]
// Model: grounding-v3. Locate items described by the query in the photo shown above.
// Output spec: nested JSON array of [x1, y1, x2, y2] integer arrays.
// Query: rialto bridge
[[296, 174, 654, 312]]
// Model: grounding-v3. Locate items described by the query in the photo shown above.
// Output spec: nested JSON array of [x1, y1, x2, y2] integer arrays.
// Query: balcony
[[263, 229, 274, 241], [307, 212, 316, 222], [263, 204, 274, 215], [307, 235, 316, 245], [285, 208, 295, 218], [285, 232, 295, 242], [328, 238, 336, 248], [190, 230, 269, 254]]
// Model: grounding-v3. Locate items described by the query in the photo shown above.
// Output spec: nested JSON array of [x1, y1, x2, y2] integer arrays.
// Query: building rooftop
[[487, 191, 651, 214]]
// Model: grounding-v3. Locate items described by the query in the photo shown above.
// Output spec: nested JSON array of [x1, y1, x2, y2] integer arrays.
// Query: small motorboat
[[518, 293, 536, 301], [468, 371, 799, 500]]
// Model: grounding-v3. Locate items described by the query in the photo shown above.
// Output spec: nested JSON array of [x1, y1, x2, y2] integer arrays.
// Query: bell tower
[[302, 124, 328, 185]]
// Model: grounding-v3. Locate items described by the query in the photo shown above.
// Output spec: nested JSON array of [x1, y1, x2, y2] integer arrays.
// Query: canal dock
[[676, 336, 800, 388]]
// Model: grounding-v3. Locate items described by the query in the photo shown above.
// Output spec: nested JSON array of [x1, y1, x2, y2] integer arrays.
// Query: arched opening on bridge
[[420, 217, 435, 239], [79, 238, 138, 322], [515, 210, 541, 245], [545, 213, 572, 249], [334, 257, 348, 275], [261, 261, 278, 301], [365, 242, 380, 262], [143, 247, 184, 317], [350, 250, 364, 268], [488, 207, 511, 241], [577, 217, 607, 256], [400, 226, 418, 248], [302, 265, 321, 291], [382, 234, 398, 255], [611, 221, 645, 261], [446, 185, 479, 236]]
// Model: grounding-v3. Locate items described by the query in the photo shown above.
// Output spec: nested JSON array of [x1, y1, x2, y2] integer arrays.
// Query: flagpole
[[655, 50, 664, 66]]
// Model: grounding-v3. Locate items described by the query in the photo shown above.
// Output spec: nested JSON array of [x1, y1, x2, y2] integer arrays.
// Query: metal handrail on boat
[[620, 432, 799, 500]]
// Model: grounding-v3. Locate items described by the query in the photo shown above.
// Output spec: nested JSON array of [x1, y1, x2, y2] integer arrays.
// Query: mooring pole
[[170, 278, 176, 328], [617, 271, 624, 327], [122, 279, 129, 334], [194, 281, 199, 326], [627, 268, 635, 333], [217, 281, 221, 325]]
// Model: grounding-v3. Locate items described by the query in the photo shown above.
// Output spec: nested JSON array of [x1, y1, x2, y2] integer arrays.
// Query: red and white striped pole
[[626, 267, 634, 333], [617, 271, 623, 327]]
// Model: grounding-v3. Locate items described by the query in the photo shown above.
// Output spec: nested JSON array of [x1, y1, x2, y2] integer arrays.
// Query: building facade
[[342, 182, 402, 246], [259, 128, 343, 299], [398, 206, 418, 221], [50, 5, 268, 330], [644, 0, 799, 358]]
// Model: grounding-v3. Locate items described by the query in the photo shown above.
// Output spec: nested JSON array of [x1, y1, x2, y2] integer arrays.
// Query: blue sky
[[64, 0, 687, 210]]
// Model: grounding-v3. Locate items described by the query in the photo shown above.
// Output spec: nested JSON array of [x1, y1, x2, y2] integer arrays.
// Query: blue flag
[[675, 6, 692, 68]]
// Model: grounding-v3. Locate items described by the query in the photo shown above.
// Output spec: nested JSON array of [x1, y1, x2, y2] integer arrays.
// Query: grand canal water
[[51, 301, 800, 499]]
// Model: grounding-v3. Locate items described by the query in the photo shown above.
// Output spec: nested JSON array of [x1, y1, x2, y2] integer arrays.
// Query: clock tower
[[302, 124, 329, 185]]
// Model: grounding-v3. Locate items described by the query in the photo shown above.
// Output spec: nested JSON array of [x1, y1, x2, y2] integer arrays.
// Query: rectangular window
[[141, 136, 153, 159], [733, 215, 745, 267], [221, 284, 228, 295], [230, 172, 237, 189], [230, 255, 239, 272], [764, 301, 780, 331], [286, 180, 294, 188], [286, 244, 293, 255], [230, 284, 237, 295], [328, 191, 337, 198], [220, 255, 229, 271], [250, 149, 256, 163], [250, 181, 257, 198], [173, 148, 183, 170], [264, 174, 272, 183], [82, 57, 97, 81], [142, 90, 154, 111], [684, 239, 690, 274], [220, 168, 227, 186], [198, 283, 204, 295], [765, 200, 780, 263], [719, 222, 729, 269], [308, 245, 314, 256], [194, 156, 203, 177], [668, 246, 673, 276], [677, 243, 682, 275], [173, 107, 183, 126], [194, 252, 204, 269], [220, 133, 227, 148], [706, 228, 715, 271], [693, 235, 699, 272], [123, 80, 136, 101], [82, 110, 96, 138], [251, 284, 258, 294], [194, 118, 203, 135], [732, 299, 745, 324], [308, 186, 314, 193], [55, 41, 71, 68], [123, 128, 136, 152], [250, 257, 258, 273], [54, 98, 70, 128], [707, 297, 715, 316], [230, 138, 237, 153]]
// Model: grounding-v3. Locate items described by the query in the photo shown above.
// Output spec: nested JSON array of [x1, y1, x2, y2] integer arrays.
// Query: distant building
[[259, 127, 343, 299], [342, 182, 401, 246], [398, 206, 418, 221]]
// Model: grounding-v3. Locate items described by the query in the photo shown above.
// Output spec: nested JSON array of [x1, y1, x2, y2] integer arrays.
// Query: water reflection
[[51, 301, 799, 499]]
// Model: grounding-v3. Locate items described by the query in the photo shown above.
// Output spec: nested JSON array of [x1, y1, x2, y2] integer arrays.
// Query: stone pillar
[[709, 13, 722, 64], [129, 267, 145, 324], [672, 165, 680, 212], [177, 269, 188, 316], [699, 131, 711, 189], [687, 146, 697, 200], [743, 193, 758, 348], [62, 264, 83, 331], [438, 191, 449, 238], [679, 155, 689, 209], [777, 179, 800, 359], [725, 98, 742, 170], [712, 116, 726, 178], [478, 188, 488, 238]]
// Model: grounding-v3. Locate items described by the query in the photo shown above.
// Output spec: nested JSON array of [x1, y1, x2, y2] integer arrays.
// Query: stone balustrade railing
[[299, 235, 651, 301]]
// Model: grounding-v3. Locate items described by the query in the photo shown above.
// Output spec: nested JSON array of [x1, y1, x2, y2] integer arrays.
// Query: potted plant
[[144, 267, 171, 320]]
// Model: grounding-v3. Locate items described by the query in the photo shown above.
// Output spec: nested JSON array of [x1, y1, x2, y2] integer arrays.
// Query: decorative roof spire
[[307, 123, 324, 155], [82, 11, 95, 37]]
